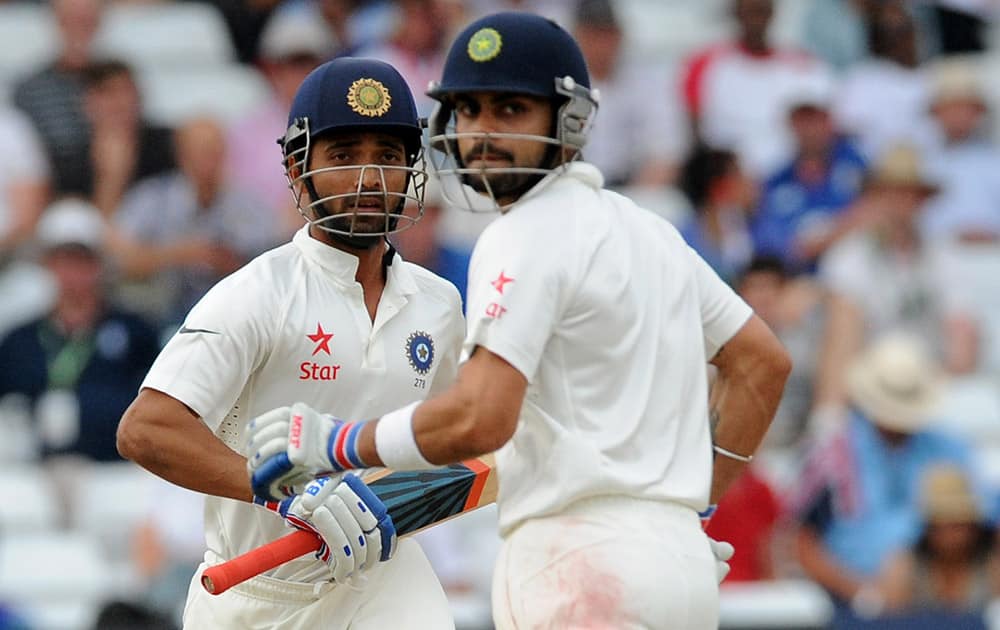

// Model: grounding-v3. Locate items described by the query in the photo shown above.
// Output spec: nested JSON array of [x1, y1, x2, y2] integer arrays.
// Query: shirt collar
[[292, 226, 418, 295]]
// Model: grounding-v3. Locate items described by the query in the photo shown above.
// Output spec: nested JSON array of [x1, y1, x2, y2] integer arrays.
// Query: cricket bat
[[201, 454, 497, 595]]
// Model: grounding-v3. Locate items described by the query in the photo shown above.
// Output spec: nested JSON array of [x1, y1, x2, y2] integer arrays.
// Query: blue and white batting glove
[[247, 402, 368, 502], [254, 474, 397, 583]]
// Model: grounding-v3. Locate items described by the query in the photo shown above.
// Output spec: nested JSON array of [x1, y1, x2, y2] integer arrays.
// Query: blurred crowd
[[1, 0, 1000, 628]]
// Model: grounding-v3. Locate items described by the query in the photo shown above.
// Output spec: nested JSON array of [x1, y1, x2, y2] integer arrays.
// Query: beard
[[461, 140, 544, 201], [314, 193, 406, 239]]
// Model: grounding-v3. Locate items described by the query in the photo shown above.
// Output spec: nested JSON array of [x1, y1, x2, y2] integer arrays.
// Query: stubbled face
[[452, 92, 554, 204], [299, 131, 410, 236]]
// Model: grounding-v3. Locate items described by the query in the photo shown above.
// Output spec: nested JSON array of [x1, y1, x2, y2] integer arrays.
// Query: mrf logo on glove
[[289, 412, 304, 449]]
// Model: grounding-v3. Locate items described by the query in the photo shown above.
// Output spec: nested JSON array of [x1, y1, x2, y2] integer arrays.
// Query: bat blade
[[201, 454, 497, 595], [367, 454, 497, 535]]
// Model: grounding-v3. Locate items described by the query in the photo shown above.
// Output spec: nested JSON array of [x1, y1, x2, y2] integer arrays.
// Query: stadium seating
[[0, 464, 62, 533], [138, 64, 270, 126], [95, 3, 236, 70], [718, 579, 833, 628], [0, 531, 111, 630], [0, 3, 58, 94]]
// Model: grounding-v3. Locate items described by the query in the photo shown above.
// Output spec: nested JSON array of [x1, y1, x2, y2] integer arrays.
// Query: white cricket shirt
[[141, 226, 465, 583], [463, 162, 753, 535]]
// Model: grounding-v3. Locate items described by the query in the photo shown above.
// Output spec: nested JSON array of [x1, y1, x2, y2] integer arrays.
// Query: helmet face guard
[[427, 76, 598, 212], [425, 12, 599, 212], [280, 57, 428, 240], [282, 117, 428, 238]]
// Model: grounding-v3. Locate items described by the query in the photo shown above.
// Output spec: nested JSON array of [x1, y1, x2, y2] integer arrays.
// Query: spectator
[[680, 0, 832, 177], [883, 464, 1000, 613], [833, 2, 937, 160], [356, 0, 450, 116], [0, 198, 159, 462], [130, 479, 206, 623], [572, 0, 688, 188], [82, 60, 176, 217], [111, 117, 283, 329], [921, 56, 1000, 244], [792, 332, 983, 621], [752, 70, 869, 273], [814, 144, 978, 412], [226, 6, 334, 239], [678, 146, 756, 285], [12, 0, 103, 197], [0, 106, 54, 337], [736, 257, 827, 448]]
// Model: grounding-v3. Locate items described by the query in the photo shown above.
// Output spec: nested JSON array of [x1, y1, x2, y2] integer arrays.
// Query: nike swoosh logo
[[178, 326, 221, 335]]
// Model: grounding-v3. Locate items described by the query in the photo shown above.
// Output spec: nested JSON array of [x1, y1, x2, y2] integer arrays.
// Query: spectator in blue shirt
[[0, 199, 159, 462], [790, 331, 993, 621], [752, 72, 868, 273]]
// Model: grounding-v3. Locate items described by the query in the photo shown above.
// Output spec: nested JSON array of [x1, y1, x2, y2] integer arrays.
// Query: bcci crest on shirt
[[406, 331, 435, 375]]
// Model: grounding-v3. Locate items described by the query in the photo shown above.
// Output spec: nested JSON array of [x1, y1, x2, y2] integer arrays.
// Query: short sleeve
[[141, 271, 277, 430], [689, 248, 753, 358], [462, 219, 568, 381]]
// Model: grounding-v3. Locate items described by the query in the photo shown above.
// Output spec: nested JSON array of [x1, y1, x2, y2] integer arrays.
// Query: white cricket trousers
[[492, 496, 719, 630], [181, 538, 455, 629]]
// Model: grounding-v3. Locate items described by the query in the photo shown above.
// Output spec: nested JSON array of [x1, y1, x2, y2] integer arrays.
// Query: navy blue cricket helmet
[[279, 57, 428, 240], [425, 12, 600, 212], [283, 57, 423, 160], [427, 11, 590, 102]]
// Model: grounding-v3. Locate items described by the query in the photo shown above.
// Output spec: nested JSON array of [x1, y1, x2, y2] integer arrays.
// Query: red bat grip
[[200, 530, 322, 595]]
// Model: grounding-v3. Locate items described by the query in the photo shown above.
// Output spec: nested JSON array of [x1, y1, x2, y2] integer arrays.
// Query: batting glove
[[247, 402, 368, 502], [255, 474, 397, 583], [708, 537, 734, 584]]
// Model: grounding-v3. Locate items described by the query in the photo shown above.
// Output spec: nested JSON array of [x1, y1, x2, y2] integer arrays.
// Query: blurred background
[[1, 0, 999, 628]]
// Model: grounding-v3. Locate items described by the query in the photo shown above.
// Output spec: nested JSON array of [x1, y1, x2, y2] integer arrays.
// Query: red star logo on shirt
[[491, 271, 515, 295], [307, 323, 334, 356]]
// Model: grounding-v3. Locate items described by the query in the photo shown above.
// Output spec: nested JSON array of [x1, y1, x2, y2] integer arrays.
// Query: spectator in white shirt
[[680, 0, 832, 178], [921, 56, 1000, 244], [833, 3, 937, 161]]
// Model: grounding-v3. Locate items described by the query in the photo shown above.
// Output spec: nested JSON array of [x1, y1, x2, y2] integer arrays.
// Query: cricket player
[[116, 58, 464, 629], [248, 13, 792, 629]]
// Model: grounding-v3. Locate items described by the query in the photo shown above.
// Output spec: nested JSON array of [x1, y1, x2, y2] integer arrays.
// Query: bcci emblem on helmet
[[347, 78, 392, 117], [467, 27, 502, 62], [406, 331, 435, 375]]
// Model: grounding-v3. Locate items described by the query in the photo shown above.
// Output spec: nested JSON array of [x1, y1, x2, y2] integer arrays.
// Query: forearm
[[708, 317, 790, 502], [796, 526, 864, 601], [358, 348, 524, 468], [707, 366, 782, 502], [118, 389, 253, 502]]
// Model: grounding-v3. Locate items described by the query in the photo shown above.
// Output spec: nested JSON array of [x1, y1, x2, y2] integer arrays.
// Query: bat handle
[[201, 530, 323, 595]]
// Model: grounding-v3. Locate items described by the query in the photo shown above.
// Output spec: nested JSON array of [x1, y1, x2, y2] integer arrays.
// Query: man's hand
[[247, 402, 366, 502], [256, 474, 396, 583]]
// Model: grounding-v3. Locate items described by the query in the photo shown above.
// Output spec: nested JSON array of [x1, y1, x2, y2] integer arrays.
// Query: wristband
[[375, 401, 435, 470], [713, 444, 753, 463], [698, 504, 718, 529]]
